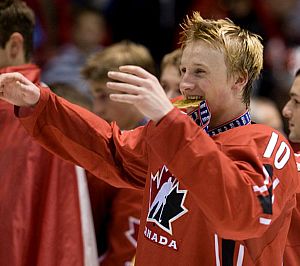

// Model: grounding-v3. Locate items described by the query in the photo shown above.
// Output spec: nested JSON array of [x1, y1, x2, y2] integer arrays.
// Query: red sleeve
[[284, 193, 300, 266], [86, 173, 142, 265], [146, 107, 298, 240], [102, 188, 142, 265], [16, 87, 148, 189]]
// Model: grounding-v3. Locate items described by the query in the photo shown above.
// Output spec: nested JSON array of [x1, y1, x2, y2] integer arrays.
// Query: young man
[[0, 12, 298, 265], [0, 1, 96, 265], [80, 40, 156, 265], [282, 69, 300, 266]]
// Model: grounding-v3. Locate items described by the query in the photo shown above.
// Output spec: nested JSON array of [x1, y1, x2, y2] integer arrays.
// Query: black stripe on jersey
[[222, 239, 235, 266], [257, 187, 273, 214], [264, 164, 273, 180], [257, 164, 274, 214]]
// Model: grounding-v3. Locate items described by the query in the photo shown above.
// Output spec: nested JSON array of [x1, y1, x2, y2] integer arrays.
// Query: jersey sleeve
[[16, 87, 148, 189], [146, 107, 298, 240], [86, 173, 142, 265], [102, 188, 142, 265]]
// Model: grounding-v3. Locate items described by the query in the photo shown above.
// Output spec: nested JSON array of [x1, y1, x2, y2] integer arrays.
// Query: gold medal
[[172, 99, 202, 109]]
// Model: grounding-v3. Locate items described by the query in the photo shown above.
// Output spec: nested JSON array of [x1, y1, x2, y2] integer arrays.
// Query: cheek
[[92, 100, 103, 112], [109, 103, 129, 118]]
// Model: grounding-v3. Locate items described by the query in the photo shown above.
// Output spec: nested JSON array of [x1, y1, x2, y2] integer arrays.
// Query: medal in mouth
[[172, 96, 203, 109]]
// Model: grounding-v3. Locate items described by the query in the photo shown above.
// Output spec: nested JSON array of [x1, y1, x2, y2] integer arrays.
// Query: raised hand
[[0, 72, 40, 107], [107, 65, 174, 123]]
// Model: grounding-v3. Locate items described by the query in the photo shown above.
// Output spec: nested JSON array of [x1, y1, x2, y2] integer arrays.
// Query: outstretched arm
[[0, 72, 148, 189], [0, 72, 40, 106]]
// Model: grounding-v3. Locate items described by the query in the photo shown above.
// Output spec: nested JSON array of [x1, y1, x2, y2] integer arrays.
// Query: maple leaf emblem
[[147, 165, 188, 235]]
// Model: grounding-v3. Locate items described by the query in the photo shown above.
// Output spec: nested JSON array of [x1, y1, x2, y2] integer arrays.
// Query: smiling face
[[179, 40, 246, 128], [282, 75, 300, 143]]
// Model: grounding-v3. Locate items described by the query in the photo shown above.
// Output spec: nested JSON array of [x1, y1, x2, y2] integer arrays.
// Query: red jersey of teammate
[[17, 88, 298, 265], [87, 173, 142, 265], [0, 65, 85, 266], [284, 143, 300, 266]]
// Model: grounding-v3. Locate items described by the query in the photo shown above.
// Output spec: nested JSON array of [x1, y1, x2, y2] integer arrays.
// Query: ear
[[232, 71, 249, 92], [6, 32, 25, 62]]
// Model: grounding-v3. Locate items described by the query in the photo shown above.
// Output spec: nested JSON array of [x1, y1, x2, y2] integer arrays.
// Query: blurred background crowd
[[25, 0, 300, 134]]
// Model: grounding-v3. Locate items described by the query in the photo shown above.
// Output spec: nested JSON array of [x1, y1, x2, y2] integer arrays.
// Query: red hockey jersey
[[0, 65, 89, 266], [17, 88, 298, 265], [284, 143, 300, 266], [86, 173, 142, 265]]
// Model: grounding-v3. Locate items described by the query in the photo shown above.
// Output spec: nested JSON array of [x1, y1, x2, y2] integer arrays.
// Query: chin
[[289, 133, 300, 144]]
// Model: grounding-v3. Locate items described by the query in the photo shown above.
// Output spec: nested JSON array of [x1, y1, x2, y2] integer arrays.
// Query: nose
[[179, 75, 195, 96], [282, 101, 292, 118]]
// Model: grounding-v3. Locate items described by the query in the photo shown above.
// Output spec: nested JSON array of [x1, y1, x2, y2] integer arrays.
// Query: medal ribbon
[[188, 100, 251, 136]]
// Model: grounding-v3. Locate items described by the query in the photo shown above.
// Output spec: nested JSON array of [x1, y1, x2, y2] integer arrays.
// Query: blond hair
[[179, 12, 263, 106], [160, 48, 182, 73], [81, 40, 156, 83]]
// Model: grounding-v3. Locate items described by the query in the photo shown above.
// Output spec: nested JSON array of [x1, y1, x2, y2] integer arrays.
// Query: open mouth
[[172, 95, 204, 108]]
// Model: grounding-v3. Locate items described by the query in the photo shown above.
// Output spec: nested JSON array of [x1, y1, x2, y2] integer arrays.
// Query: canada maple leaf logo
[[147, 165, 188, 235]]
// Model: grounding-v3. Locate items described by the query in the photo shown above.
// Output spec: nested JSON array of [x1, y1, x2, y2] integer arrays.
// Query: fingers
[[106, 81, 142, 95], [108, 70, 142, 87], [118, 65, 153, 79], [107, 65, 154, 85], [109, 93, 140, 104], [0, 72, 28, 87]]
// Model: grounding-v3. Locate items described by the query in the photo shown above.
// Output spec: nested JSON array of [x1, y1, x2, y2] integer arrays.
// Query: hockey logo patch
[[147, 165, 188, 235]]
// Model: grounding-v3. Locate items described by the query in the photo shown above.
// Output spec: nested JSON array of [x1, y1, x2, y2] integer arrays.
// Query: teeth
[[186, 96, 203, 100]]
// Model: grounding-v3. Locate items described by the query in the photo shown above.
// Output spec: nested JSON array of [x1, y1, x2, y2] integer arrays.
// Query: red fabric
[[0, 64, 84, 266], [87, 173, 143, 265], [17, 89, 298, 265], [26, 0, 72, 44], [284, 144, 300, 266]]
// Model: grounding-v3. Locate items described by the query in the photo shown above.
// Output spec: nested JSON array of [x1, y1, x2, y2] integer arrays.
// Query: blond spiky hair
[[179, 12, 263, 107]]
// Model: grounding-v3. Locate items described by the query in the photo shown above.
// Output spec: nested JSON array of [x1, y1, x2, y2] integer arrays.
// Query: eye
[[194, 68, 205, 75], [292, 98, 300, 105], [96, 92, 109, 100], [180, 67, 186, 76]]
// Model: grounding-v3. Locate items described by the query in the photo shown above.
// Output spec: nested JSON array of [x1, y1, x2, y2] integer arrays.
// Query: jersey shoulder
[[216, 123, 288, 146], [214, 124, 297, 173]]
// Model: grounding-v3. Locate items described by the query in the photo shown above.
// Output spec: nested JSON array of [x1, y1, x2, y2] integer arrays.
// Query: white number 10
[[263, 132, 291, 169]]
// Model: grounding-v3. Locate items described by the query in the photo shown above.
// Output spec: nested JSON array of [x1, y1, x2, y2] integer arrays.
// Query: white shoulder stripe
[[259, 217, 272, 225]]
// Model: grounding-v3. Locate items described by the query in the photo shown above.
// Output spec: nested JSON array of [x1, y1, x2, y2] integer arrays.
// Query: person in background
[[250, 96, 284, 133], [282, 69, 300, 266], [82, 40, 155, 129], [0, 1, 97, 265], [42, 7, 107, 97], [0, 12, 298, 265], [81, 40, 156, 265], [160, 48, 182, 99], [49, 82, 93, 111]]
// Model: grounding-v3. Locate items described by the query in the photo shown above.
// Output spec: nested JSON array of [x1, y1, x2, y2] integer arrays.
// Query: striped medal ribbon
[[188, 101, 251, 136]]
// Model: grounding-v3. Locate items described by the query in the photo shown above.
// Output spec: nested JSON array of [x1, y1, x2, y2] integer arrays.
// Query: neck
[[208, 106, 247, 130]]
